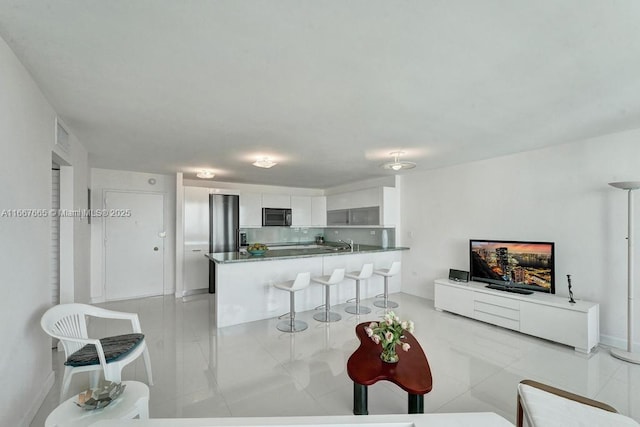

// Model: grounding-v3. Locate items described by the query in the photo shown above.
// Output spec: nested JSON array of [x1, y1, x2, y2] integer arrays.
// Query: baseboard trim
[[21, 370, 54, 427], [601, 334, 640, 353]]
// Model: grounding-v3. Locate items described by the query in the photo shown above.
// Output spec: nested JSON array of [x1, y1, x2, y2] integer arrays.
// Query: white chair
[[41, 303, 153, 403], [313, 268, 346, 322], [373, 261, 401, 309], [517, 379, 639, 427], [274, 272, 311, 332], [345, 263, 373, 315]]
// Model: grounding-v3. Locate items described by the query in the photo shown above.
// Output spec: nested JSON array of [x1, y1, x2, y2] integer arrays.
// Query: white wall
[[400, 132, 640, 351], [0, 36, 89, 426], [91, 168, 176, 301]]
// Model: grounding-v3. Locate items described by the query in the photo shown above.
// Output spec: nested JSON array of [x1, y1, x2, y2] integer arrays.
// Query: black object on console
[[449, 269, 469, 282]]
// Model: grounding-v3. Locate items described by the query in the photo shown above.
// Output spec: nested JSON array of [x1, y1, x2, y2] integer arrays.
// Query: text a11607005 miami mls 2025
[[0, 208, 132, 218]]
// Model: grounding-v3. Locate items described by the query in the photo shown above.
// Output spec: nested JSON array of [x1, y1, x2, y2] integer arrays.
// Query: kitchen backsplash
[[241, 227, 396, 247]]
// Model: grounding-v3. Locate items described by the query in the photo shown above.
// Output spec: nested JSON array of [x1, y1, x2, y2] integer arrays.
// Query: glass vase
[[380, 343, 399, 363]]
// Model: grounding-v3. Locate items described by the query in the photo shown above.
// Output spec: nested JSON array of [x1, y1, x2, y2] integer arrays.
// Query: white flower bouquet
[[364, 311, 414, 363]]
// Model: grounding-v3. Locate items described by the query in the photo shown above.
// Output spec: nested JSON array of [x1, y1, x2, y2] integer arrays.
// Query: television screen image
[[470, 240, 555, 294]]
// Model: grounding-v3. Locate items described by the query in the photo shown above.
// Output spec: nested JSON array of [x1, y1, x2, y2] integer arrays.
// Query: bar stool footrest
[[277, 320, 308, 333], [313, 311, 342, 322], [345, 305, 372, 315], [373, 300, 399, 309]]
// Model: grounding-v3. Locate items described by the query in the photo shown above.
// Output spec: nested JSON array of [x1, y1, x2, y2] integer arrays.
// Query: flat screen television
[[470, 239, 555, 294]]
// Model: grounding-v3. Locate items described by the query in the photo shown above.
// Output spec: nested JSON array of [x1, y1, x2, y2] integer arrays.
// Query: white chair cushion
[[274, 280, 295, 292], [345, 271, 361, 280], [374, 268, 393, 277], [312, 275, 333, 285], [518, 384, 639, 427]]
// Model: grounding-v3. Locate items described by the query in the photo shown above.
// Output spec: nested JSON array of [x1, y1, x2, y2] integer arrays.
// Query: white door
[[105, 191, 165, 300]]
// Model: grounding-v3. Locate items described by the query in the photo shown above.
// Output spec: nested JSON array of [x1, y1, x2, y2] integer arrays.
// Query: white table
[[92, 413, 513, 427], [45, 381, 149, 427]]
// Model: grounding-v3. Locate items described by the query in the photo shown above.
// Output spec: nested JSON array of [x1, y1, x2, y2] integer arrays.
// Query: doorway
[[51, 164, 60, 306], [104, 190, 165, 300]]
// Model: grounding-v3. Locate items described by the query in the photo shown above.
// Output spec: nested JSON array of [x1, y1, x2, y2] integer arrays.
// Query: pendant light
[[196, 170, 215, 179], [253, 157, 277, 168], [381, 151, 416, 171]]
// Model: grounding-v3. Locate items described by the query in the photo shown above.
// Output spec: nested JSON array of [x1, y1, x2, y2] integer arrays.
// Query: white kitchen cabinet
[[184, 187, 210, 245], [327, 187, 379, 211], [326, 187, 398, 227], [183, 186, 211, 295], [262, 194, 291, 208], [311, 196, 327, 226], [291, 196, 312, 226], [239, 192, 262, 228], [183, 244, 209, 293]]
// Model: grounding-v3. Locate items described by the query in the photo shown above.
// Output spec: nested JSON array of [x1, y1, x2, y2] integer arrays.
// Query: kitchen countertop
[[206, 244, 409, 264]]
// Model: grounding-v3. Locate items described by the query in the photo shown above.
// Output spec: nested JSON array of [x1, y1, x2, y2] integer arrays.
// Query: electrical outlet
[[370, 230, 376, 235], [334, 230, 339, 234]]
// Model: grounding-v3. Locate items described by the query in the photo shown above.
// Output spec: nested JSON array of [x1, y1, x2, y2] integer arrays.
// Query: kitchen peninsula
[[207, 245, 408, 327]]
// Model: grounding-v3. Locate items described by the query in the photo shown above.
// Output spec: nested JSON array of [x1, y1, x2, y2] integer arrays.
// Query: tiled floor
[[31, 293, 640, 425]]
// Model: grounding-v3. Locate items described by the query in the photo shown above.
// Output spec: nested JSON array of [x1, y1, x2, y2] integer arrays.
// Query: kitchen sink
[[323, 246, 350, 251]]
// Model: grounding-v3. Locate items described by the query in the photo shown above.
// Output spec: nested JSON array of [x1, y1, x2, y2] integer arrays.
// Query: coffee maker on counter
[[315, 235, 325, 245]]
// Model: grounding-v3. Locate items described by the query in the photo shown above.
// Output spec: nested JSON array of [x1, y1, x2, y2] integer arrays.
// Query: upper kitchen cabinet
[[327, 187, 379, 211], [326, 187, 398, 227], [291, 196, 311, 226], [291, 195, 327, 227], [239, 192, 262, 228], [262, 194, 291, 208], [311, 196, 327, 226]]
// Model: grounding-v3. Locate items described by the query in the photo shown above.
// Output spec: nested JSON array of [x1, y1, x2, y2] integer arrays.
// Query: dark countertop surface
[[206, 244, 409, 264]]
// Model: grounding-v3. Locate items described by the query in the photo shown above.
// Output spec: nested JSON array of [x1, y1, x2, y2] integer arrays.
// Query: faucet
[[338, 239, 352, 251]]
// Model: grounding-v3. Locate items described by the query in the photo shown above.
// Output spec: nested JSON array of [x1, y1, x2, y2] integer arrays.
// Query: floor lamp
[[609, 181, 640, 364]]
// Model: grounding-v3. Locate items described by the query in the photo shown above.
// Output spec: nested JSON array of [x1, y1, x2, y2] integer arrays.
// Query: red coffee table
[[347, 322, 433, 415]]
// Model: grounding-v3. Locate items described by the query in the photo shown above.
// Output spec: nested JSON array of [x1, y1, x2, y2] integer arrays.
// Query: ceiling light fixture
[[196, 170, 215, 179], [381, 151, 416, 171], [253, 157, 277, 168]]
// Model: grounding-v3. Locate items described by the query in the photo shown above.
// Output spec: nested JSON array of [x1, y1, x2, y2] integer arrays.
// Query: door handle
[[192, 249, 202, 252]]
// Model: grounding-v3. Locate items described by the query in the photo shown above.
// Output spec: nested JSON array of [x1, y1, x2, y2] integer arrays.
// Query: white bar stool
[[312, 268, 345, 322], [274, 272, 311, 333], [373, 261, 401, 309], [345, 263, 373, 315]]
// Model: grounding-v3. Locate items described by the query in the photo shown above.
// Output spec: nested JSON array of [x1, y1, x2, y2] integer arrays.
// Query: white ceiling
[[2, 1, 640, 188]]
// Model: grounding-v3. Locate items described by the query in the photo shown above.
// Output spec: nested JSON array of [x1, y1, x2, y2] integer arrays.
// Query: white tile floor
[[31, 293, 640, 425]]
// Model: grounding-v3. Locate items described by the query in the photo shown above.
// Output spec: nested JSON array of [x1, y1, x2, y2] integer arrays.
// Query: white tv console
[[434, 279, 599, 353]]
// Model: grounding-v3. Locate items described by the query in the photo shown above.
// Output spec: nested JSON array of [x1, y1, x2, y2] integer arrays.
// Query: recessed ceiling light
[[253, 157, 277, 168], [196, 170, 215, 179], [381, 151, 416, 171]]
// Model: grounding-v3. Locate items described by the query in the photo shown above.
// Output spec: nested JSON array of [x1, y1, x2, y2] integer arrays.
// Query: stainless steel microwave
[[262, 208, 292, 226]]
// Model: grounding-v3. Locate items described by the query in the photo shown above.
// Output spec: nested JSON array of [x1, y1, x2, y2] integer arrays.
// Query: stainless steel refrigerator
[[209, 194, 239, 293]]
